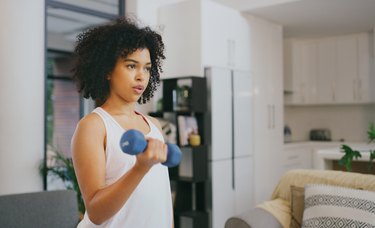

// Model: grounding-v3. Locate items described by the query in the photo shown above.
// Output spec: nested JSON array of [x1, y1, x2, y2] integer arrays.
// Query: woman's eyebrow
[[124, 59, 151, 65]]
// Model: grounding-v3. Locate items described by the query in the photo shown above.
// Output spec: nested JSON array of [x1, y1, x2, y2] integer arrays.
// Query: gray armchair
[[225, 208, 282, 228], [0, 190, 80, 228]]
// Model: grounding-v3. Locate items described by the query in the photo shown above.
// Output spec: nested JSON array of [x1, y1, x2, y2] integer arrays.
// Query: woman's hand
[[133, 138, 167, 173]]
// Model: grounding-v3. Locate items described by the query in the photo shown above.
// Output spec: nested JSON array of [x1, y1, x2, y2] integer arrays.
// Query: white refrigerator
[[206, 67, 254, 228]]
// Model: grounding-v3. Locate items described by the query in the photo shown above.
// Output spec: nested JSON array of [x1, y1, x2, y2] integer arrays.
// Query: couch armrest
[[225, 208, 283, 228]]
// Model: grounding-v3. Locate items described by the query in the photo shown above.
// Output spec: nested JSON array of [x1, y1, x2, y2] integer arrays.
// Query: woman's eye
[[145, 67, 151, 73], [127, 64, 136, 69]]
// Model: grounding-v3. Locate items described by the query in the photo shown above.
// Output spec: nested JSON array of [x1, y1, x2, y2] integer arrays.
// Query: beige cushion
[[290, 185, 304, 228]]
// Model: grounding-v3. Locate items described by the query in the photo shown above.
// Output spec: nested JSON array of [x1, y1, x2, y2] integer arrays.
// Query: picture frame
[[177, 115, 198, 146]]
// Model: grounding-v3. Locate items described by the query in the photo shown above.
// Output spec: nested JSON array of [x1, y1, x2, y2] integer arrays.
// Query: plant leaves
[[368, 122, 375, 143]]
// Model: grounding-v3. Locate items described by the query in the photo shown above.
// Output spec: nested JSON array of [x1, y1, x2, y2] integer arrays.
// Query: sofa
[[225, 169, 375, 228], [0, 190, 80, 228]]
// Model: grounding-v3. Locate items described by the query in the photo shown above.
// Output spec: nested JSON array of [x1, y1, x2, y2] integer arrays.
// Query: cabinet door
[[301, 41, 318, 104], [207, 67, 232, 161], [290, 41, 318, 104], [228, 11, 251, 71], [233, 71, 253, 157], [158, 1, 203, 77], [283, 147, 313, 173], [201, 0, 230, 69], [234, 156, 253, 214], [211, 160, 235, 228], [357, 33, 371, 102], [317, 38, 336, 103], [336, 36, 357, 103]]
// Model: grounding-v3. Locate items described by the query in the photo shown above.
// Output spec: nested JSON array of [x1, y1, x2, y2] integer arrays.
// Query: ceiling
[[47, 0, 119, 51], [214, 0, 375, 38]]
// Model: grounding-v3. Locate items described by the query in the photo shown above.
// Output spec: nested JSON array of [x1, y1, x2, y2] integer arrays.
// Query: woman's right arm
[[71, 114, 167, 225]]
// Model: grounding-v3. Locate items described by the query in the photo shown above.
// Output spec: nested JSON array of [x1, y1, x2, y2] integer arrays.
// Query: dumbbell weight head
[[120, 129, 182, 167], [120, 129, 147, 155], [163, 144, 182, 167]]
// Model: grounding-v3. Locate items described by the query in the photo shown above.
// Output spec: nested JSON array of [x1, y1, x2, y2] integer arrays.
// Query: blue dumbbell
[[120, 129, 182, 167]]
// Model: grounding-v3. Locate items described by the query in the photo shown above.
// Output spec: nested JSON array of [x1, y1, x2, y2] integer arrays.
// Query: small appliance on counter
[[309, 128, 331, 141], [284, 125, 292, 143]]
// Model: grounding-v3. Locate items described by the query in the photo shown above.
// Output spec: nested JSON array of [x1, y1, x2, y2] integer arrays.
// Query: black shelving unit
[[155, 76, 209, 228]]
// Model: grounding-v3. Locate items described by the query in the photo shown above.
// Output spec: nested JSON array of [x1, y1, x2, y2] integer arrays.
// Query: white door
[[211, 160, 235, 228], [233, 70, 253, 157], [207, 67, 232, 161], [234, 156, 254, 214]]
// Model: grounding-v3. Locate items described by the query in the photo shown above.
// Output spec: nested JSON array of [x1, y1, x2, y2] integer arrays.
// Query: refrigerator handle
[[231, 73, 235, 190]]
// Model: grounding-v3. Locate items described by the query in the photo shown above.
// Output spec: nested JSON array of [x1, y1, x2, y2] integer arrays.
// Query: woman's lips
[[133, 85, 144, 94]]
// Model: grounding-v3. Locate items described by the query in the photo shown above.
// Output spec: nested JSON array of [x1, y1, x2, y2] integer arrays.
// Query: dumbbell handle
[[120, 129, 182, 167]]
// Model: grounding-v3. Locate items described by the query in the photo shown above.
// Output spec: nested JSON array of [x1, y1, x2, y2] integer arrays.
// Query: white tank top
[[77, 107, 173, 228]]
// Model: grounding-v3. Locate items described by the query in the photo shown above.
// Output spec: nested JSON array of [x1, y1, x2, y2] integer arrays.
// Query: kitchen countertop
[[283, 141, 372, 150]]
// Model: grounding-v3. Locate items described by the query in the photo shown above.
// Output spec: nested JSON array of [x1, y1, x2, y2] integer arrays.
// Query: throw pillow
[[302, 184, 375, 228], [290, 185, 305, 228]]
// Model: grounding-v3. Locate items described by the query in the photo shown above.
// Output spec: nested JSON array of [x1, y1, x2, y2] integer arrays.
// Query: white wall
[[285, 105, 375, 142], [0, 0, 45, 194]]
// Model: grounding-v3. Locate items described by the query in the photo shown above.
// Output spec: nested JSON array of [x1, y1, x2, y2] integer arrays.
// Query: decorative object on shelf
[[177, 115, 199, 146], [189, 131, 201, 146], [39, 148, 85, 215], [339, 122, 375, 172], [156, 117, 177, 144], [175, 85, 191, 111]]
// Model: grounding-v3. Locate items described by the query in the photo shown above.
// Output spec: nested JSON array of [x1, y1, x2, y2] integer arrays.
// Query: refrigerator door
[[233, 70, 253, 157], [206, 67, 233, 161], [234, 156, 254, 213], [210, 159, 235, 228]]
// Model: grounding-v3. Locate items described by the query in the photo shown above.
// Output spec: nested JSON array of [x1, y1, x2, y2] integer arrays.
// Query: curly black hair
[[72, 17, 165, 105]]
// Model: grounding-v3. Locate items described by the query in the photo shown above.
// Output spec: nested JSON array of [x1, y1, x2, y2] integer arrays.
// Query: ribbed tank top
[[77, 107, 173, 228]]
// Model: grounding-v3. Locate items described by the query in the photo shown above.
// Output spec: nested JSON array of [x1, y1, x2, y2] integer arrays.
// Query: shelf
[[162, 77, 207, 113], [169, 145, 208, 182], [177, 211, 209, 228]]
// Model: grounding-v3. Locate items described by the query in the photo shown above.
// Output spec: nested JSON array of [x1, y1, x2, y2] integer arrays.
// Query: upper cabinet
[[285, 33, 374, 105], [158, 0, 250, 78]]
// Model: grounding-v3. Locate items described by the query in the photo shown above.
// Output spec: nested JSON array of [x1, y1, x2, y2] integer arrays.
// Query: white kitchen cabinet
[[158, 0, 250, 78], [282, 147, 313, 173], [247, 15, 284, 205], [336, 36, 358, 103], [285, 40, 318, 104], [317, 38, 336, 103], [285, 33, 373, 105], [357, 34, 373, 102]]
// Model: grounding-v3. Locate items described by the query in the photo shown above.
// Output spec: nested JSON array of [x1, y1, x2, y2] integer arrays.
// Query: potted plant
[[39, 148, 85, 216], [339, 123, 375, 172]]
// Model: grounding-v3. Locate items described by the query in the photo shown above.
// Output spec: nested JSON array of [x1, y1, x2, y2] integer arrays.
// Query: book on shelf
[[177, 115, 198, 146]]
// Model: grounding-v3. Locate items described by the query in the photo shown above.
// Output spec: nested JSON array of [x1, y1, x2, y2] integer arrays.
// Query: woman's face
[[107, 48, 151, 103]]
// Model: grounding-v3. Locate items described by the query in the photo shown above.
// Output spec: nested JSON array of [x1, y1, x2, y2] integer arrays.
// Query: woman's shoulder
[[77, 112, 106, 133]]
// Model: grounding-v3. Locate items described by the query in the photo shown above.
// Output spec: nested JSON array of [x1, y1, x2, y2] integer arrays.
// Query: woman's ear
[[106, 74, 111, 80]]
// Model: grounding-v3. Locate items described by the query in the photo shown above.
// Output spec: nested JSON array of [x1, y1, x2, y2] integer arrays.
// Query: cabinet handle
[[227, 39, 231, 67], [268, 105, 271, 129], [272, 105, 276, 129], [358, 78, 362, 100], [287, 155, 299, 160], [300, 83, 305, 103], [353, 79, 357, 100], [231, 40, 235, 68]]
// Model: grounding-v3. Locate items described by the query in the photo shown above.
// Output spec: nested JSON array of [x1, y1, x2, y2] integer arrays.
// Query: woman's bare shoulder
[[76, 112, 106, 134]]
